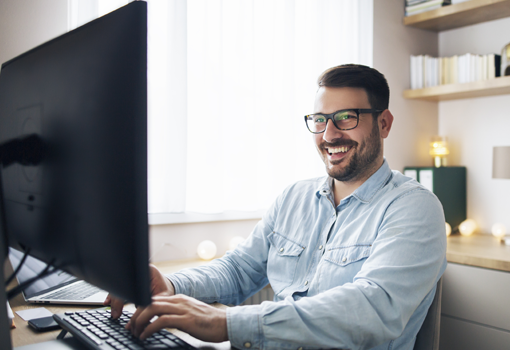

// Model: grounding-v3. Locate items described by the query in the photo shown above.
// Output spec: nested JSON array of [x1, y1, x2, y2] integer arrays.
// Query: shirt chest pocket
[[267, 231, 305, 294], [319, 244, 372, 290]]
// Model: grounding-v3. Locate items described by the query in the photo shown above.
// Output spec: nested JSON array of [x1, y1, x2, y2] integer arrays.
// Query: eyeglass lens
[[306, 110, 358, 133]]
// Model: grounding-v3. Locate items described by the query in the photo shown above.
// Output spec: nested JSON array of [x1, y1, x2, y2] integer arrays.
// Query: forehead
[[314, 87, 370, 113]]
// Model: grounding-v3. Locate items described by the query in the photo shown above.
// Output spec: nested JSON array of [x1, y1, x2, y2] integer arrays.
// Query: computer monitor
[[0, 2, 151, 339]]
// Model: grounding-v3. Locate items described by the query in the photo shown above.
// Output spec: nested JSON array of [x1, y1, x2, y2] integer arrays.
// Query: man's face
[[313, 86, 383, 183]]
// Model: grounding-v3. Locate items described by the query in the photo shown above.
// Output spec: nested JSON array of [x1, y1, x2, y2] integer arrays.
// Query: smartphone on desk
[[28, 316, 61, 332]]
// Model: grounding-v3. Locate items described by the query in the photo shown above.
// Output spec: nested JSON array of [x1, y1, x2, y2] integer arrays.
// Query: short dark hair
[[317, 64, 390, 111]]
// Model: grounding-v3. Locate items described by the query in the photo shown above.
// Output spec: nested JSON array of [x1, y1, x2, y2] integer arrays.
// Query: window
[[69, 0, 373, 219]]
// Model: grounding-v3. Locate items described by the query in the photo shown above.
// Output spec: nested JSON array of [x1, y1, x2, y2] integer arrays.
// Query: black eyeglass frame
[[304, 108, 384, 134]]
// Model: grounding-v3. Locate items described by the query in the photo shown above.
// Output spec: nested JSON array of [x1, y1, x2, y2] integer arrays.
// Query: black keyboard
[[54, 308, 197, 350]]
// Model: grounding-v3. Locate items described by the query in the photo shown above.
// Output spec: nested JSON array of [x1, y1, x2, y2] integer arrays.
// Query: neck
[[331, 156, 384, 206]]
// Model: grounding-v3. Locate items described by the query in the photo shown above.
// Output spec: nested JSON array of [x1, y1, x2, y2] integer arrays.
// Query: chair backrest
[[414, 277, 443, 350]]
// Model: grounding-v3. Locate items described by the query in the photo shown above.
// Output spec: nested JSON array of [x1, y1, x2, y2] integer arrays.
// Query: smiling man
[[107, 64, 447, 350]]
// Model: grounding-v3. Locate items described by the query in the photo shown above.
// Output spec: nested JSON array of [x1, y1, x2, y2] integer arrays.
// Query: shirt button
[[244, 342, 252, 348], [318, 245, 323, 250], [342, 257, 347, 262], [279, 248, 284, 253], [304, 280, 308, 286]]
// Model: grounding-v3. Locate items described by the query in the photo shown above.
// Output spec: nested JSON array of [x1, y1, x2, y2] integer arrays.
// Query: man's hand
[[103, 264, 175, 318], [127, 294, 228, 343]]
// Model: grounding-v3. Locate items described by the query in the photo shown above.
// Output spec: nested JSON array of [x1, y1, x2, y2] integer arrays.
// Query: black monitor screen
[[0, 2, 151, 306]]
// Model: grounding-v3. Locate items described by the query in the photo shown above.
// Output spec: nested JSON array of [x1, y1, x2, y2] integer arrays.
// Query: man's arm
[[166, 193, 284, 305]]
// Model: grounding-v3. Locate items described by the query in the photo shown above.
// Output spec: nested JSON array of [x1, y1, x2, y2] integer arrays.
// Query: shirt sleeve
[[166, 192, 283, 306], [227, 188, 447, 350]]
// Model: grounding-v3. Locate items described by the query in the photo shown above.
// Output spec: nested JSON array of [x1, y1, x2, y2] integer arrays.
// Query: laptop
[[8, 248, 108, 305]]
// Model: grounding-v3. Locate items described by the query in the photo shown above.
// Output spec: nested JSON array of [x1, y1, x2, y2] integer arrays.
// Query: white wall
[[373, 0, 439, 172], [150, 220, 258, 262], [0, 0, 67, 66], [438, 17, 510, 234]]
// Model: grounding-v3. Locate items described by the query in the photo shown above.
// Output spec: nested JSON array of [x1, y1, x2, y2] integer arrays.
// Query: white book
[[470, 54, 476, 82], [439, 57, 443, 85], [426, 56, 433, 87], [481, 55, 488, 80], [458, 55, 464, 84], [418, 55, 424, 89], [410, 56, 416, 89], [476, 55, 483, 82], [488, 53, 496, 79], [451, 55, 458, 84]]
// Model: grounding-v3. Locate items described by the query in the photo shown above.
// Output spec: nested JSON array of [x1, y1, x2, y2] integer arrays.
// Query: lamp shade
[[493, 146, 510, 179]]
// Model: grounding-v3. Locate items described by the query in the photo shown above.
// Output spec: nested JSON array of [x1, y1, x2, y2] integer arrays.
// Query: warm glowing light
[[429, 136, 449, 168], [492, 223, 507, 238], [445, 222, 452, 236], [197, 240, 217, 260], [229, 236, 246, 251], [459, 219, 477, 236], [430, 142, 449, 156]]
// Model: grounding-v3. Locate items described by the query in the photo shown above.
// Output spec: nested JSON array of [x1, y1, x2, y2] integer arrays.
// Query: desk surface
[[8, 259, 231, 349], [447, 234, 510, 272]]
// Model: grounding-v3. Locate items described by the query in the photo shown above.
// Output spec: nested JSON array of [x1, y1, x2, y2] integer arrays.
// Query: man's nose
[[323, 120, 343, 143]]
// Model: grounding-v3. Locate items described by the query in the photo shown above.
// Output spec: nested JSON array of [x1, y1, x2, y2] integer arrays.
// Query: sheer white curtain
[[68, 0, 373, 215], [150, 0, 373, 214]]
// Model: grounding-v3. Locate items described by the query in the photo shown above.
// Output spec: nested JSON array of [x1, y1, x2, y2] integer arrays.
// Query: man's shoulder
[[384, 169, 440, 203]]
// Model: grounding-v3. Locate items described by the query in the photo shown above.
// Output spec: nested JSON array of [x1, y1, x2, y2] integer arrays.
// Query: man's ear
[[378, 109, 394, 139]]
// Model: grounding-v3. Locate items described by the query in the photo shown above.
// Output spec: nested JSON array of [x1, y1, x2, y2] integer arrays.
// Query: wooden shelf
[[404, 0, 510, 31], [403, 75, 510, 101]]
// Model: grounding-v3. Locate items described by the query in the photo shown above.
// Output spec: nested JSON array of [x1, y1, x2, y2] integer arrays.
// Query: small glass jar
[[502, 42, 510, 77]]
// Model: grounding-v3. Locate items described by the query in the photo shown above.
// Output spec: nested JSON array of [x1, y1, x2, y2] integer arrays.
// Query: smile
[[326, 146, 352, 155]]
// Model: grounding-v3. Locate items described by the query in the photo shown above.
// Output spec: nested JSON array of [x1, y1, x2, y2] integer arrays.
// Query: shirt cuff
[[165, 273, 189, 296], [227, 304, 263, 350]]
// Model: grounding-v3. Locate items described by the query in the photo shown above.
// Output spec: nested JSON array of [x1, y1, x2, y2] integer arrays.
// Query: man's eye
[[334, 112, 355, 121], [313, 116, 326, 123]]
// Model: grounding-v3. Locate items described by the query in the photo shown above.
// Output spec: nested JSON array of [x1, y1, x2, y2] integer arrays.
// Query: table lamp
[[430, 136, 449, 168]]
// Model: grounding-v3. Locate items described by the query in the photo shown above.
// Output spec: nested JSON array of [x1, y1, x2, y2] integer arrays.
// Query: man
[[106, 64, 447, 350]]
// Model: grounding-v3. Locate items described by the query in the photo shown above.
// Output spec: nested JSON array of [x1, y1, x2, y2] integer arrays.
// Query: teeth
[[328, 146, 350, 154]]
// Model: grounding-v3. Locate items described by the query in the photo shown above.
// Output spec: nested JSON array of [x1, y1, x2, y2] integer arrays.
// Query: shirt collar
[[316, 159, 392, 204]]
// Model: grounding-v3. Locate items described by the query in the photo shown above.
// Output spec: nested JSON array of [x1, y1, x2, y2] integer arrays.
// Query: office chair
[[414, 277, 443, 350]]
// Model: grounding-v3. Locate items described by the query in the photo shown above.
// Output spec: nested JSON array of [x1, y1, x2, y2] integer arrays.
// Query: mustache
[[319, 139, 358, 151]]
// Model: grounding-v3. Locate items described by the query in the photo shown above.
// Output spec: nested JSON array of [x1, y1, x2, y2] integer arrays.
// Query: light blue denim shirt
[[168, 160, 447, 350]]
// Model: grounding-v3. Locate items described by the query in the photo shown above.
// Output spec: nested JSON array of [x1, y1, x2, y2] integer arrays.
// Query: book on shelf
[[405, 0, 451, 17], [409, 53, 501, 90]]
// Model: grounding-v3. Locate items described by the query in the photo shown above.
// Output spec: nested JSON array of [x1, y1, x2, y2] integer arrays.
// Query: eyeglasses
[[304, 108, 383, 134]]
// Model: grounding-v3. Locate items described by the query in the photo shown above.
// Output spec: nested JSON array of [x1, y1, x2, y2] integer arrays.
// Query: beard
[[319, 119, 382, 182]]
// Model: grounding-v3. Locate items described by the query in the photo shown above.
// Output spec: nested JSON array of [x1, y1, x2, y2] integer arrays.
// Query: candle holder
[[429, 136, 449, 168]]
